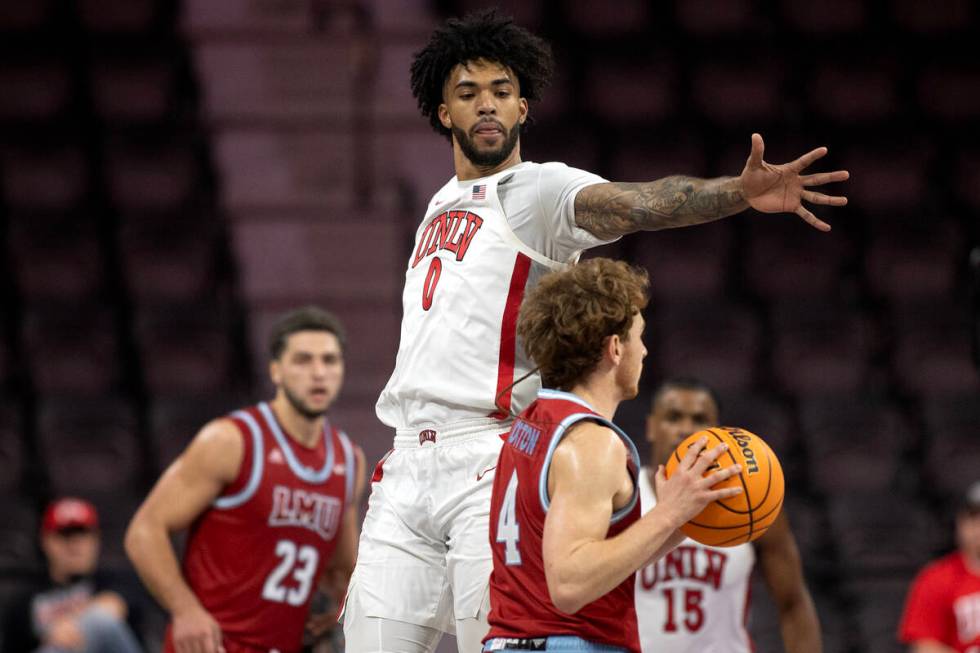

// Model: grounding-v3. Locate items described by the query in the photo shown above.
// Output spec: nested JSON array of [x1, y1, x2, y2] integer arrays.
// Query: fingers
[[690, 442, 729, 476], [801, 190, 847, 206], [747, 132, 765, 168], [679, 436, 709, 469], [801, 169, 849, 186], [790, 146, 829, 172], [795, 205, 832, 232], [710, 485, 745, 500], [703, 463, 742, 487]]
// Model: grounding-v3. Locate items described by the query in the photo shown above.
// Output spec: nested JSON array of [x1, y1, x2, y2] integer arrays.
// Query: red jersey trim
[[491, 252, 532, 419]]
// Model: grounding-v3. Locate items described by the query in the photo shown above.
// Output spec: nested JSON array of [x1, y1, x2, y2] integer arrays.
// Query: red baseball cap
[[41, 498, 99, 533]]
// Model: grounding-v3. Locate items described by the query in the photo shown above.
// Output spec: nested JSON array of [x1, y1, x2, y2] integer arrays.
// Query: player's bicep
[[542, 425, 626, 566], [135, 419, 243, 532]]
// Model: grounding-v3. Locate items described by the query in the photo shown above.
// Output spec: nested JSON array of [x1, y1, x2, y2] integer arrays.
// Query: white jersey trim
[[536, 388, 596, 412], [537, 412, 640, 525], [484, 172, 567, 272], [258, 402, 335, 484], [214, 410, 265, 510]]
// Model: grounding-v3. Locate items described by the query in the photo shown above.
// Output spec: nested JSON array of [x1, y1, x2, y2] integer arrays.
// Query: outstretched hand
[[740, 133, 849, 231]]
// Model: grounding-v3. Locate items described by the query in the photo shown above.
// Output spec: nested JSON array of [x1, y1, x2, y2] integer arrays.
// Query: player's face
[[646, 388, 720, 467], [438, 59, 528, 168], [957, 509, 980, 560], [615, 314, 648, 400], [41, 528, 100, 580], [270, 330, 344, 420]]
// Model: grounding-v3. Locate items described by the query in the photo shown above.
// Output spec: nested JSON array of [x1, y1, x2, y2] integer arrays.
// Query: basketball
[[664, 426, 785, 547]]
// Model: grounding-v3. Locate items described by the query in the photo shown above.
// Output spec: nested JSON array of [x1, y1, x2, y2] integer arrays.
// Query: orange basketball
[[664, 426, 784, 547]]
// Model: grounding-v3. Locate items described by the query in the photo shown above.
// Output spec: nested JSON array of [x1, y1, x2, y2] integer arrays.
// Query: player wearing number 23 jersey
[[168, 402, 356, 652], [126, 307, 365, 653]]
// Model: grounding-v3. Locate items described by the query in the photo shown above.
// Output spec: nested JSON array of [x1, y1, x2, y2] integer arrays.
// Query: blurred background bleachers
[[0, 1, 978, 652]]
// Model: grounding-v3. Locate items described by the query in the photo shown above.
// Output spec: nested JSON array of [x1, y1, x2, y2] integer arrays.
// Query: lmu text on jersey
[[638, 545, 729, 591], [268, 486, 342, 540], [412, 210, 485, 268]]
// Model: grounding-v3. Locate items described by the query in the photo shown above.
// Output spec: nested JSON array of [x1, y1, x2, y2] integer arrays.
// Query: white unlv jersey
[[635, 469, 755, 653], [376, 162, 609, 431]]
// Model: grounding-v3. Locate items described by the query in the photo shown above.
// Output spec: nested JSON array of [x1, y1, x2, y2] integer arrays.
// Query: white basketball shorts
[[344, 418, 507, 633]]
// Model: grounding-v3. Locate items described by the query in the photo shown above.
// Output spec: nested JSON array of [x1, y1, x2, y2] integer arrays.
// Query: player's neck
[[567, 382, 620, 422], [453, 142, 522, 181], [269, 397, 324, 448]]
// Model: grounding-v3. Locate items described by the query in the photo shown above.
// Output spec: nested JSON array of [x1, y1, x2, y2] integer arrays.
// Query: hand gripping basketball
[[664, 427, 785, 547]]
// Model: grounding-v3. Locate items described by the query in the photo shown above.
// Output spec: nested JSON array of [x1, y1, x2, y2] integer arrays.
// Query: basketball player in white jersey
[[636, 378, 821, 653], [344, 10, 847, 653]]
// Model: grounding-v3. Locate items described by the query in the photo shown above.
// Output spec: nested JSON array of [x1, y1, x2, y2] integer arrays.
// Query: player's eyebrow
[[454, 78, 514, 90]]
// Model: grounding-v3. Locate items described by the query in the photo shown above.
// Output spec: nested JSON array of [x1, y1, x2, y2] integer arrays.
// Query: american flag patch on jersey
[[472, 184, 486, 199]]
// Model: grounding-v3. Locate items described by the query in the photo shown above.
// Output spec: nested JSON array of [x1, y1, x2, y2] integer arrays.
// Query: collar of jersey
[[258, 402, 335, 484], [452, 161, 533, 189], [536, 388, 596, 412]]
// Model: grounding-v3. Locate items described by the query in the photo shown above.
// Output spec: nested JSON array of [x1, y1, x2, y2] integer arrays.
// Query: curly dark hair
[[518, 258, 649, 391], [410, 8, 554, 139]]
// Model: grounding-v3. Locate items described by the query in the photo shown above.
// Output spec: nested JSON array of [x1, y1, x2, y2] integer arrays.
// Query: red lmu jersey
[[166, 402, 356, 653], [900, 551, 980, 653], [486, 389, 642, 653]]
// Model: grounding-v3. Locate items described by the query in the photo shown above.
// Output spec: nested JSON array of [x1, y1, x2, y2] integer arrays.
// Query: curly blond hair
[[518, 258, 649, 391]]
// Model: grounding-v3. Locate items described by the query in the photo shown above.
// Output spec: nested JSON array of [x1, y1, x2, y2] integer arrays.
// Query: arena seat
[[770, 300, 873, 395], [119, 217, 218, 304], [798, 396, 915, 494], [36, 396, 142, 496], [8, 214, 104, 302], [1, 143, 89, 212], [23, 305, 121, 396], [134, 303, 237, 396], [744, 221, 851, 300], [630, 220, 731, 300]]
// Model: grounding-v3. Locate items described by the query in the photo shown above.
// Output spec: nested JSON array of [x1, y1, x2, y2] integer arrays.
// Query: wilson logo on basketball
[[728, 429, 759, 474]]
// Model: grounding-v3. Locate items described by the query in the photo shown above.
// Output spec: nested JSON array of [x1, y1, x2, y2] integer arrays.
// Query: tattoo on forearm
[[574, 176, 748, 240]]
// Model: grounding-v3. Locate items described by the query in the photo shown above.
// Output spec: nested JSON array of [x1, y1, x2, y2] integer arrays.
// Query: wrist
[[651, 502, 686, 532]]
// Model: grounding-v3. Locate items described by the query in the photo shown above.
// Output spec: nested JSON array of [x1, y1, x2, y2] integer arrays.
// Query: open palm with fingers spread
[[740, 132, 849, 232]]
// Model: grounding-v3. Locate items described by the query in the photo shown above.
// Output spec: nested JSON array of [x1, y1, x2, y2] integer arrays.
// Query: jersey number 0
[[422, 258, 442, 310]]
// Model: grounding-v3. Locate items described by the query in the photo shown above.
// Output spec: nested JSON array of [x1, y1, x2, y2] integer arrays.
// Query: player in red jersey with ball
[[484, 258, 742, 653], [125, 306, 365, 653]]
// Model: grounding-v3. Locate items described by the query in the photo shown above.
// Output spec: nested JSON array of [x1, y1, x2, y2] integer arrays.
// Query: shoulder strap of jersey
[[538, 412, 641, 524], [214, 409, 265, 510], [484, 168, 567, 271]]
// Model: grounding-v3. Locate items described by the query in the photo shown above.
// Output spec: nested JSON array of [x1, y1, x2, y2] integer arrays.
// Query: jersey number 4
[[262, 539, 319, 606], [496, 470, 521, 565]]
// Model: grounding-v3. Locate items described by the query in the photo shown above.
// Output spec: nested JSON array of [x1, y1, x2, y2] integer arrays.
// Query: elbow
[[122, 513, 146, 563], [548, 582, 587, 615]]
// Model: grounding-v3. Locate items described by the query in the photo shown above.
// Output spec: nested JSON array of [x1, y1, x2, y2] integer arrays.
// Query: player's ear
[[438, 103, 452, 130], [606, 333, 623, 365], [269, 359, 282, 386], [518, 97, 528, 124]]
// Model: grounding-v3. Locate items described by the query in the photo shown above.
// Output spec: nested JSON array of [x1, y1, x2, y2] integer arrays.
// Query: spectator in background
[[637, 378, 821, 653], [899, 481, 980, 653], [1, 497, 143, 652]]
